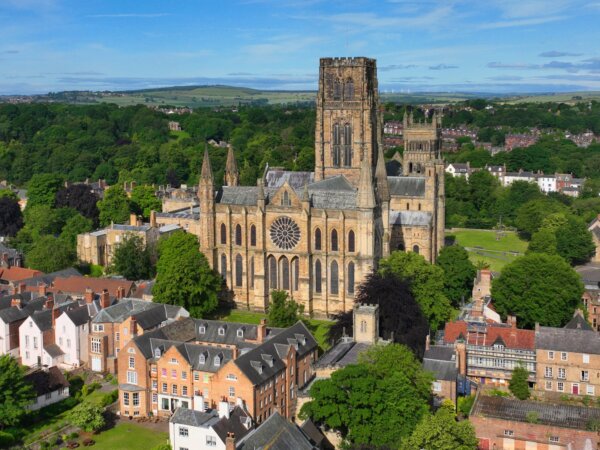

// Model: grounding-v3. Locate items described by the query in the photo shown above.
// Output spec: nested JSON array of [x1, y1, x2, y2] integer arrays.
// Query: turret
[[224, 145, 239, 186], [357, 156, 375, 208], [199, 146, 215, 252]]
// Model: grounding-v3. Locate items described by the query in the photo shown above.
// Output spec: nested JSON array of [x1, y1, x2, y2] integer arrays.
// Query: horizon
[[1, 0, 600, 95]]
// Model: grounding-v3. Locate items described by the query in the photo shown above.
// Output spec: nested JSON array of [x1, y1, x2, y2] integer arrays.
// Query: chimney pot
[[84, 288, 94, 304]]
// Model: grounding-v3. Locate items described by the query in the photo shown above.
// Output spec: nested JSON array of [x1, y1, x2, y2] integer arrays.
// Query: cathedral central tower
[[314, 57, 382, 185]]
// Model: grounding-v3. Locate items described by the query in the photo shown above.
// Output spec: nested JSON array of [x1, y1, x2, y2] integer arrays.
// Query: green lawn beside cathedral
[[448, 228, 528, 272]]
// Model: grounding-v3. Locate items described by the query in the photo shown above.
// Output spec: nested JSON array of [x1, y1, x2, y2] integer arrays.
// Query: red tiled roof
[[0, 266, 43, 282], [51, 276, 135, 297], [443, 321, 535, 350]]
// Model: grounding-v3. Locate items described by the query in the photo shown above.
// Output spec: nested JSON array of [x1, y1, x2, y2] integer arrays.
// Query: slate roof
[[564, 312, 593, 331], [217, 186, 259, 206], [300, 419, 327, 448], [170, 407, 219, 427], [30, 309, 53, 331], [388, 176, 425, 197], [576, 263, 600, 284], [147, 338, 234, 372], [170, 406, 252, 444], [234, 321, 317, 386], [25, 367, 69, 397], [92, 298, 175, 324], [237, 412, 314, 450], [389, 210, 432, 227], [212, 407, 253, 443], [44, 343, 64, 358], [472, 394, 600, 430], [309, 190, 357, 210], [64, 306, 91, 327], [194, 319, 259, 346], [536, 326, 600, 354], [314, 338, 371, 369], [0, 242, 20, 259], [265, 169, 314, 190], [423, 345, 458, 382], [0, 295, 46, 324], [155, 207, 199, 220], [308, 175, 354, 192], [424, 345, 455, 362]]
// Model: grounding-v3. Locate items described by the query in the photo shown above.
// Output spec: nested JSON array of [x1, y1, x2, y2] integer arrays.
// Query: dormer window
[[218, 326, 226, 336], [214, 355, 221, 367], [199, 354, 206, 365], [199, 325, 206, 334], [237, 329, 244, 338], [154, 348, 161, 358]]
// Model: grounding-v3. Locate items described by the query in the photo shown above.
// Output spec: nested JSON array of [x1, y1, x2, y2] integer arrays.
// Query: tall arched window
[[343, 123, 352, 167], [220, 254, 227, 279], [249, 257, 255, 288], [330, 260, 339, 295], [333, 78, 342, 100], [331, 229, 338, 252], [344, 78, 354, 100], [314, 228, 322, 251], [280, 256, 290, 291], [250, 225, 256, 247], [314, 259, 322, 293], [413, 245, 420, 254], [235, 254, 243, 287], [281, 191, 290, 206], [268, 255, 277, 289], [348, 230, 355, 252], [347, 261, 355, 294], [293, 258, 299, 291], [220, 224, 227, 244], [332, 124, 341, 167], [235, 224, 242, 246]]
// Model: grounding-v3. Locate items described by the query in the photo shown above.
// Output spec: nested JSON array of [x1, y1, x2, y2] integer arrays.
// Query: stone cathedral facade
[[197, 57, 445, 317]]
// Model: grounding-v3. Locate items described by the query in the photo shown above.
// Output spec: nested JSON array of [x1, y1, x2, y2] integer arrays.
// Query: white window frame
[[126, 371, 137, 385]]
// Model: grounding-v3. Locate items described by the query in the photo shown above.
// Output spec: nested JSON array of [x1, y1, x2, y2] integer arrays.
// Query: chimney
[[44, 293, 54, 311], [506, 315, 517, 329], [232, 346, 239, 359], [225, 433, 236, 450], [84, 288, 94, 304], [100, 289, 111, 309], [455, 342, 467, 376], [17, 282, 27, 294], [38, 283, 47, 296], [425, 334, 430, 352], [131, 316, 138, 336], [257, 318, 267, 343], [535, 322, 540, 332], [11, 298, 22, 309], [129, 213, 138, 226], [117, 286, 126, 299], [1, 252, 8, 268], [150, 210, 157, 228], [52, 305, 61, 327], [218, 400, 230, 419]]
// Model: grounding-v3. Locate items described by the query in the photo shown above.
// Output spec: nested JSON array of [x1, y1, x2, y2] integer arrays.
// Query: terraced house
[[117, 317, 318, 423]]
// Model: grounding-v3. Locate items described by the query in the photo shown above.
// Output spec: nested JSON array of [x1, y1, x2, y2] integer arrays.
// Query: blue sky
[[1, 0, 599, 94]]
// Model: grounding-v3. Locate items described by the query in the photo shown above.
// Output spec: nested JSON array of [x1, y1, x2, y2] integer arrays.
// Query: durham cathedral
[[196, 57, 445, 317]]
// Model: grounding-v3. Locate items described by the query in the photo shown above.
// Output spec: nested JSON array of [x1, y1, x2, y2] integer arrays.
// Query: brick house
[[89, 298, 189, 373], [443, 320, 536, 386], [423, 345, 458, 405], [471, 393, 600, 449], [535, 312, 600, 397], [117, 318, 317, 424]]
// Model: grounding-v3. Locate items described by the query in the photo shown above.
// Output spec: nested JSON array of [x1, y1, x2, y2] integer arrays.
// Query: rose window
[[270, 216, 301, 250]]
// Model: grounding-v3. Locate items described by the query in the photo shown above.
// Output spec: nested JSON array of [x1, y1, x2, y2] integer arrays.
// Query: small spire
[[257, 178, 265, 205], [201, 145, 213, 182], [302, 183, 310, 203], [375, 147, 389, 203], [357, 156, 375, 208], [224, 145, 239, 186]]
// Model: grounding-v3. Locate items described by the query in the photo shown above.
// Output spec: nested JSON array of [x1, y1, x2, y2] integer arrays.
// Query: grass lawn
[[92, 422, 168, 450], [210, 308, 332, 351], [448, 228, 528, 272]]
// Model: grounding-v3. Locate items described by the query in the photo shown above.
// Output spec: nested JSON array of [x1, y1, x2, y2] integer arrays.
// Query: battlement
[[320, 57, 376, 67]]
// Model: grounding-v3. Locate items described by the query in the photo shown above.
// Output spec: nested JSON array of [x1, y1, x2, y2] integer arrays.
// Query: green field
[[211, 308, 332, 351], [448, 228, 528, 272], [92, 422, 168, 450]]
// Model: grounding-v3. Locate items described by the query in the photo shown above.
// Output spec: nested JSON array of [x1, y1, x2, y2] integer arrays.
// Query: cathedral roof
[[308, 175, 354, 192], [217, 186, 259, 206], [388, 176, 426, 197], [265, 169, 314, 190], [390, 210, 432, 227]]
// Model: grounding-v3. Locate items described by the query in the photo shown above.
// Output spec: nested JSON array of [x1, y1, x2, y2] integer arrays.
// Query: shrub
[[0, 431, 15, 447], [587, 418, 600, 432], [100, 390, 118, 407], [489, 389, 510, 397], [526, 411, 539, 424], [457, 395, 475, 417]]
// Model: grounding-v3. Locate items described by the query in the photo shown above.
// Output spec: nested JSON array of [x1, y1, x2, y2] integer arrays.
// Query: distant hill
[[4, 85, 600, 107]]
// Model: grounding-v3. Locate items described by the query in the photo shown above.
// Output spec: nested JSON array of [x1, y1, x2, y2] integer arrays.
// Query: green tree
[[60, 214, 93, 248], [527, 227, 558, 255], [300, 344, 431, 448], [26, 173, 64, 208], [379, 251, 453, 330], [436, 245, 477, 307], [67, 402, 105, 432], [514, 198, 567, 239], [491, 253, 584, 328], [26, 235, 76, 273], [555, 215, 595, 265], [509, 365, 530, 400], [153, 231, 221, 317], [0, 355, 35, 429], [110, 235, 155, 280], [0, 189, 18, 201], [403, 401, 478, 450], [268, 290, 304, 328], [0, 197, 23, 237], [97, 185, 131, 226], [130, 185, 161, 220]]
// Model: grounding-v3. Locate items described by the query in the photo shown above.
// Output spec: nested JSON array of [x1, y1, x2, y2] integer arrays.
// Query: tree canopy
[[26, 173, 64, 208], [0, 355, 35, 429], [130, 185, 162, 220], [98, 185, 131, 226], [436, 245, 477, 307], [26, 235, 77, 273], [153, 231, 221, 317], [379, 251, 453, 330], [0, 197, 23, 237], [328, 273, 429, 356], [509, 365, 530, 400], [267, 290, 303, 328], [300, 344, 432, 448], [110, 234, 155, 280], [491, 253, 584, 328], [67, 402, 106, 432], [55, 183, 100, 225]]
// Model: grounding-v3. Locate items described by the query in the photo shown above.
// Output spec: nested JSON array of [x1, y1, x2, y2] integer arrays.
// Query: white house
[[501, 170, 537, 187], [169, 403, 252, 450], [537, 174, 557, 193], [445, 162, 471, 179], [25, 366, 70, 411], [55, 306, 91, 368], [19, 303, 62, 368]]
